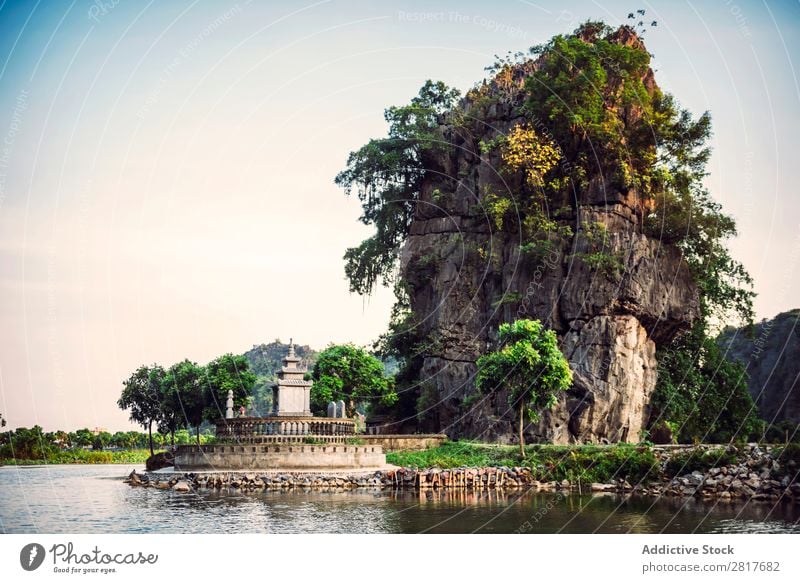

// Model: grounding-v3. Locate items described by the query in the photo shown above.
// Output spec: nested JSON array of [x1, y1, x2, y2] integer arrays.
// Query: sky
[[0, 0, 798, 432]]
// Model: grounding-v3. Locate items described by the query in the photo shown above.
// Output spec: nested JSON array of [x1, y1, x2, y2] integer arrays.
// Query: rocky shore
[[125, 445, 799, 502]]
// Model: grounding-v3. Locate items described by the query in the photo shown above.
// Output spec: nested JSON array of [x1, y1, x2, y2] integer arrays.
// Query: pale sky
[[0, 0, 798, 432]]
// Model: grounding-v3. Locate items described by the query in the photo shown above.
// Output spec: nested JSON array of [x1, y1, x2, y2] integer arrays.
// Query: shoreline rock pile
[[124, 445, 799, 502]]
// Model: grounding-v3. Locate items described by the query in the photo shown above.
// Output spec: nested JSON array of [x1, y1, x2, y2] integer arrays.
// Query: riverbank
[[126, 442, 800, 502], [1, 448, 155, 465]]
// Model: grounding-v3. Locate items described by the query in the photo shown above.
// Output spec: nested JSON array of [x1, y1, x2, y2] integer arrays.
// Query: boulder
[[145, 451, 175, 472]]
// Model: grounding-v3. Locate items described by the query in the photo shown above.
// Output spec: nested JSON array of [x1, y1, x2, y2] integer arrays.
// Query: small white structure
[[271, 340, 312, 417], [225, 389, 234, 419]]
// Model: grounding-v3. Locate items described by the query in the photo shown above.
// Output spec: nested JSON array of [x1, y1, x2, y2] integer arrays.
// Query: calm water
[[1, 464, 799, 534]]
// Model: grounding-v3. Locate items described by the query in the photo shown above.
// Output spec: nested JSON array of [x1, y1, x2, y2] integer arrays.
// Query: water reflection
[[1, 465, 798, 534]]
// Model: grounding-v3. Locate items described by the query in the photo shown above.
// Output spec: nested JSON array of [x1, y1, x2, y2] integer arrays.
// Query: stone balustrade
[[215, 416, 356, 440]]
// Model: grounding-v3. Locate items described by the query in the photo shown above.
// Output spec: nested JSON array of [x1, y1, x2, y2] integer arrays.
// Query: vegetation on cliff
[[337, 20, 757, 442]]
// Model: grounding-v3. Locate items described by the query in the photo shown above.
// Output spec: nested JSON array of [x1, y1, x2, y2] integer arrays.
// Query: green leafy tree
[[203, 353, 256, 422], [163, 360, 206, 444], [4, 426, 54, 459], [477, 320, 572, 457], [73, 428, 95, 449], [110, 431, 133, 449], [311, 344, 397, 417], [92, 431, 112, 451], [118, 364, 165, 455]]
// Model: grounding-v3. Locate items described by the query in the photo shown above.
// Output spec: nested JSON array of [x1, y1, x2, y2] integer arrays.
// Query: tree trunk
[[196, 425, 200, 445], [148, 421, 154, 456], [348, 399, 355, 419], [519, 403, 526, 459]]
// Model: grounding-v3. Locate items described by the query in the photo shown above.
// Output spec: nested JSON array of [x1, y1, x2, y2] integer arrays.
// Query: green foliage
[[0, 425, 54, 459], [651, 324, 761, 444], [72, 428, 94, 448], [335, 80, 460, 295], [92, 431, 112, 451], [119, 351, 257, 448], [203, 353, 256, 423], [0, 424, 166, 464], [163, 360, 206, 442], [302, 437, 326, 445], [477, 319, 572, 455], [664, 448, 738, 477], [117, 364, 165, 454], [491, 291, 523, 309], [0, 448, 155, 466], [522, 22, 753, 327], [311, 344, 397, 417], [477, 320, 572, 423], [386, 441, 660, 484], [569, 219, 623, 277]]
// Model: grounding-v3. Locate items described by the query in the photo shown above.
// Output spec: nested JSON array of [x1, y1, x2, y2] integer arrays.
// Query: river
[[1, 464, 798, 534]]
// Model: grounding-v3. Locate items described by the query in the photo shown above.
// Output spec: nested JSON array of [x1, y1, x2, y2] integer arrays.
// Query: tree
[[118, 365, 165, 455], [203, 354, 256, 423], [110, 431, 132, 449], [163, 360, 206, 444], [311, 344, 397, 418], [476, 320, 572, 457], [4, 426, 53, 459], [72, 428, 95, 449], [0, 412, 5, 428], [92, 431, 112, 451], [157, 382, 183, 447]]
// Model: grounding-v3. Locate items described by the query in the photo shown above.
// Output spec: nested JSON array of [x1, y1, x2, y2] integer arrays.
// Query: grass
[[386, 441, 661, 484], [0, 448, 156, 465]]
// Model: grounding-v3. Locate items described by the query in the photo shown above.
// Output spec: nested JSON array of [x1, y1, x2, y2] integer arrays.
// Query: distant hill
[[242, 340, 318, 416], [719, 310, 800, 426]]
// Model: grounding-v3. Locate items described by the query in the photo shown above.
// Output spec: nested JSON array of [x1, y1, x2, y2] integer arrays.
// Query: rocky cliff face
[[719, 310, 800, 425], [400, 30, 699, 444]]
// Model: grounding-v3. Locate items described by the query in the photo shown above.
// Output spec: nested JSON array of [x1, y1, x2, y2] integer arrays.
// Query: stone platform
[[174, 443, 386, 471]]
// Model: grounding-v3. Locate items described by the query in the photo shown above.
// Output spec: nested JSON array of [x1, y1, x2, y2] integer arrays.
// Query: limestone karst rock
[[400, 27, 699, 443]]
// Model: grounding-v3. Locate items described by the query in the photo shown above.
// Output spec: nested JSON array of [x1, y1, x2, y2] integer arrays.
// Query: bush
[[386, 441, 661, 484]]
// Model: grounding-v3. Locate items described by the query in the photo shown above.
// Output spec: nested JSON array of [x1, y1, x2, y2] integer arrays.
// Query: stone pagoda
[[271, 339, 312, 417]]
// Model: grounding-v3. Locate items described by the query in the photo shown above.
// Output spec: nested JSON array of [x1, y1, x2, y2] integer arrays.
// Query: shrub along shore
[[1, 448, 155, 465], [124, 441, 800, 502]]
